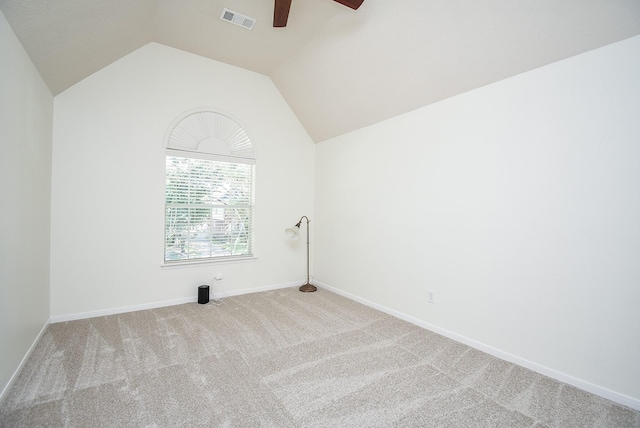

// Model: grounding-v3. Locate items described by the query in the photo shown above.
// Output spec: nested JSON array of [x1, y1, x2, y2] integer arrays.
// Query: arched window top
[[165, 110, 255, 164]]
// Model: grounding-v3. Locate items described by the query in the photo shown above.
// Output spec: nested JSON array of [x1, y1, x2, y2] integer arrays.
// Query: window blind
[[164, 155, 254, 262]]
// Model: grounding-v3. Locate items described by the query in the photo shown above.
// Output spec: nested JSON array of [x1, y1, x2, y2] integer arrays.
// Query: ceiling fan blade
[[273, 0, 292, 27], [334, 0, 364, 10]]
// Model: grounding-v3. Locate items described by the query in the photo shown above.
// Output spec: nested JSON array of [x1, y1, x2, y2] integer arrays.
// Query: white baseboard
[[50, 296, 197, 323], [213, 281, 301, 299], [0, 319, 49, 405], [49, 282, 300, 324], [315, 281, 640, 411]]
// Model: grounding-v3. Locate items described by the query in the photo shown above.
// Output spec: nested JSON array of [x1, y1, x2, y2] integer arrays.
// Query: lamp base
[[299, 283, 317, 293]]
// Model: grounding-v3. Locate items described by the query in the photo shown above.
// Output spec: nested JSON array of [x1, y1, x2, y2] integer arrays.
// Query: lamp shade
[[284, 226, 300, 240]]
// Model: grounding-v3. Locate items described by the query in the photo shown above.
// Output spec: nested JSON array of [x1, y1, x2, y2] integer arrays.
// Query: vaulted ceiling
[[2, 0, 639, 142]]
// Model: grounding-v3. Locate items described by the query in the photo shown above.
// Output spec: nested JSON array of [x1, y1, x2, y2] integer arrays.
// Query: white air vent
[[220, 8, 256, 30]]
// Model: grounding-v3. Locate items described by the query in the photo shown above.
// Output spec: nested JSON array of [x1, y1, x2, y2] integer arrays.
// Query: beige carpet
[[1, 287, 638, 427]]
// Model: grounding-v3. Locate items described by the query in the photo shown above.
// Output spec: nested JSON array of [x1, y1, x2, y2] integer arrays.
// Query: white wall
[[0, 11, 53, 398], [51, 43, 314, 317], [315, 36, 640, 403]]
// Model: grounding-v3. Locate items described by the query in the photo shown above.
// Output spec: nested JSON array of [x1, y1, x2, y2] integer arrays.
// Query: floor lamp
[[285, 216, 316, 292]]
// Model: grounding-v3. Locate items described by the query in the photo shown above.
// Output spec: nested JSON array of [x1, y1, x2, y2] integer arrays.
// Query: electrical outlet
[[428, 290, 436, 304]]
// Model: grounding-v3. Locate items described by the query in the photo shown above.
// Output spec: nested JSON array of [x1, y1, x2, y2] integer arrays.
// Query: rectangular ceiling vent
[[220, 8, 256, 30]]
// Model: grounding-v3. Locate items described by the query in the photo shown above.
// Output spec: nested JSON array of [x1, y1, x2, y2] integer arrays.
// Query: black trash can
[[198, 285, 210, 304]]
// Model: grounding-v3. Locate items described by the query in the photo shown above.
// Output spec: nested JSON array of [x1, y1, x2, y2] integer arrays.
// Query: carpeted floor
[[1, 287, 638, 427]]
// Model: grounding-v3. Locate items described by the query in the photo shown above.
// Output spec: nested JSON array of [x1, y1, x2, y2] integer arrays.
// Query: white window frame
[[162, 109, 256, 267]]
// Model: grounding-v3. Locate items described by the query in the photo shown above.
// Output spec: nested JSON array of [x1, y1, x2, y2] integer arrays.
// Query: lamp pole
[[287, 216, 316, 292]]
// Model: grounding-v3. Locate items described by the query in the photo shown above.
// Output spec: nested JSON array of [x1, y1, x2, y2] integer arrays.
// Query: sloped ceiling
[[1, 0, 639, 142]]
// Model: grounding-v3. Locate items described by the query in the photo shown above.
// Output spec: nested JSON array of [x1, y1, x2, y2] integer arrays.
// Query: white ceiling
[[2, 0, 639, 142]]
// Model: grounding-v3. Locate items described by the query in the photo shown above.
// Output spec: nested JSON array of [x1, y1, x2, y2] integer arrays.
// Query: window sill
[[161, 256, 257, 269]]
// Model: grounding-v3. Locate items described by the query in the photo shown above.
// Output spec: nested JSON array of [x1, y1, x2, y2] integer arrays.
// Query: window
[[164, 110, 255, 264]]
